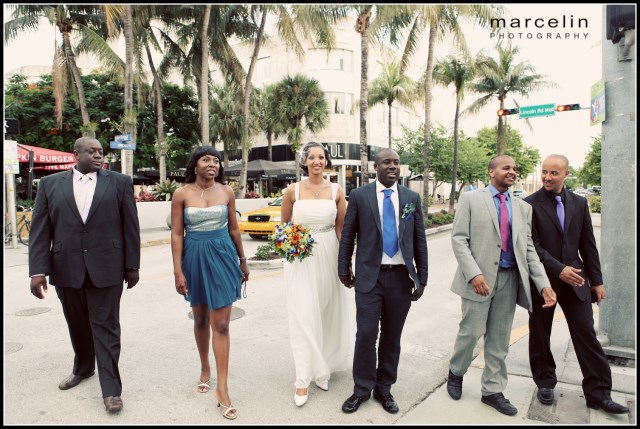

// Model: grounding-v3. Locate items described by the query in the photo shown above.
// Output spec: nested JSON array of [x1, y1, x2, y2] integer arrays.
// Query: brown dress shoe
[[104, 396, 123, 413], [58, 372, 95, 390]]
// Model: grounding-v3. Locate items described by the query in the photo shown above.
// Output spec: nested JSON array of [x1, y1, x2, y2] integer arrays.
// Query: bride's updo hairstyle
[[299, 141, 332, 175]]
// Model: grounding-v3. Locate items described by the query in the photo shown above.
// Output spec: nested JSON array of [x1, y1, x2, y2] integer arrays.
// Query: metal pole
[[5, 173, 19, 249], [27, 149, 34, 200]]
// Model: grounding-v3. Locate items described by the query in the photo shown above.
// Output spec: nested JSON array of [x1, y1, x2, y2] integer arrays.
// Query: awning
[[17, 144, 76, 164], [34, 163, 76, 171]]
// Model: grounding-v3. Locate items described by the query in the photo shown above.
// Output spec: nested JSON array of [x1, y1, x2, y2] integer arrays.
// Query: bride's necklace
[[308, 180, 323, 198], [193, 182, 215, 199]]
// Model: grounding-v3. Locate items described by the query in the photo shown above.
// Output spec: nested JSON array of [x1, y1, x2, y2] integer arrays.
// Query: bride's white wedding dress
[[284, 182, 351, 389]]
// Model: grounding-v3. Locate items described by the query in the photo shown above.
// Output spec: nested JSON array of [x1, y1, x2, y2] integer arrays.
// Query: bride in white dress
[[280, 142, 351, 407]]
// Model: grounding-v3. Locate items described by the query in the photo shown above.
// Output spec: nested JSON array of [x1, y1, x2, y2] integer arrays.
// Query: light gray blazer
[[450, 188, 550, 312]]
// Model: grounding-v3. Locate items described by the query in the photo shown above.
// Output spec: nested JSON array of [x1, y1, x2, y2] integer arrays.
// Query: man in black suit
[[338, 148, 428, 414], [525, 154, 628, 414], [29, 137, 141, 414]]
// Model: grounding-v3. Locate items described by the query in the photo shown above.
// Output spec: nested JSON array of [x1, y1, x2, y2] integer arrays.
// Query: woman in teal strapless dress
[[171, 147, 249, 420]]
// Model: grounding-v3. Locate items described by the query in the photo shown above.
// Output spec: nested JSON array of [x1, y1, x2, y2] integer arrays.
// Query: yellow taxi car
[[238, 196, 283, 239]]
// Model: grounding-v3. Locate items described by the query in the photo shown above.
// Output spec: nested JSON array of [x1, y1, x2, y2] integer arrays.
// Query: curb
[[247, 258, 283, 270]]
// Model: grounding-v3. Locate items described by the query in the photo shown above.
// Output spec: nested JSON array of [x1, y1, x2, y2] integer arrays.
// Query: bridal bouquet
[[270, 222, 315, 263]]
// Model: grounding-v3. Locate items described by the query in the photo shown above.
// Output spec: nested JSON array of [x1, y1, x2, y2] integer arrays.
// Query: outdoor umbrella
[[224, 159, 296, 176]]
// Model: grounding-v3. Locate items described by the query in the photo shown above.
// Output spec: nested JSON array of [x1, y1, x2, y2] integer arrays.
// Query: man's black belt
[[498, 266, 515, 271], [380, 264, 405, 270]]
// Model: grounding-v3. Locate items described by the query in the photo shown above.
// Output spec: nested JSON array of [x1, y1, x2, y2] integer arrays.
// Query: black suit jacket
[[524, 188, 602, 302], [29, 168, 141, 288], [338, 182, 428, 293]]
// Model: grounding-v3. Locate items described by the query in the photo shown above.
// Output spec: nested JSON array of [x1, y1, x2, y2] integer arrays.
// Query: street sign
[[115, 134, 132, 142], [519, 104, 556, 119], [110, 141, 136, 150]]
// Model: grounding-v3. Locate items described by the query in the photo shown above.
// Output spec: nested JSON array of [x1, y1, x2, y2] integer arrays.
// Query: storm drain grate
[[15, 307, 52, 316], [188, 306, 245, 321], [5, 342, 23, 355]]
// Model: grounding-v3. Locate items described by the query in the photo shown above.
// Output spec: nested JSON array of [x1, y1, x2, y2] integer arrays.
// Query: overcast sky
[[4, 4, 604, 168]]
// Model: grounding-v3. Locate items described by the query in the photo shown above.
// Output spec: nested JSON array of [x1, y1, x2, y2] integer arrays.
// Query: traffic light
[[556, 104, 580, 112], [497, 108, 518, 116]]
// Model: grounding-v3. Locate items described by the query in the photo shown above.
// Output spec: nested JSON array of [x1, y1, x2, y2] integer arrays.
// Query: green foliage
[[395, 124, 453, 185], [269, 74, 329, 153], [426, 211, 455, 226], [15, 199, 35, 210], [578, 136, 601, 187], [5, 72, 199, 169], [588, 195, 601, 213], [254, 243, 277, 260], [152, 179, 180, 201], [473, 125, 540, 180]]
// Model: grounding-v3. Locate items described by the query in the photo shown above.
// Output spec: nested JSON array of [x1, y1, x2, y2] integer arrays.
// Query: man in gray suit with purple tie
[[338, 148, 428, 415], [446, 155, 556, 416]]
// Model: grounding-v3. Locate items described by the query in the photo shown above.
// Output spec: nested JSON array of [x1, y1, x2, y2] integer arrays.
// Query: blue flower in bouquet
[[269, 222, 315, 263]]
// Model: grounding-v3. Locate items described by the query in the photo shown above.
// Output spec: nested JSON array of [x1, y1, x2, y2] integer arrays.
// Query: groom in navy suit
[[338, 148, 428, 414]]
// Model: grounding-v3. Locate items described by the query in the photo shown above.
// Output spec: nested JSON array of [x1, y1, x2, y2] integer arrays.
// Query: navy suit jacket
[[338, 182, 428, 293], [29, 168, 141, 288]]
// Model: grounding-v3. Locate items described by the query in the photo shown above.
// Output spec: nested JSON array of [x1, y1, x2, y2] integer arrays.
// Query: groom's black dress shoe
[[58, 371, 95, 390], [341, 393, 370, 413], [481, 392, 518, 416], [586, 398, 629, 414], [373, 389, 399, 414], [537, 387, 554, 405]]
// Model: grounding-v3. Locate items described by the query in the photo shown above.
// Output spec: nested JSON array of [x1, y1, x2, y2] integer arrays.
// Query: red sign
[[17, 144, 76, 164]]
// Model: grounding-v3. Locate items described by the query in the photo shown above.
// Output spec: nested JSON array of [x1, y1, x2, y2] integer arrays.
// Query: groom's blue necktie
[[383, 188, 398, 257]]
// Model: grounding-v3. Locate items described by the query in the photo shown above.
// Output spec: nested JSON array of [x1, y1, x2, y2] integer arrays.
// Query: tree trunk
[[123, 5, 135, 178], [449, 97, 460, 214], [388, 100, 393, 148], [200, 5, 212, 146], [145, 43, 167, 182], [497, 97, 505, 154], [60, 30, 92, 137], [240, 8, 267, 198], [357, 7, 372, 185], [422, 22, 437, 215], [267, 132, 273, 161]]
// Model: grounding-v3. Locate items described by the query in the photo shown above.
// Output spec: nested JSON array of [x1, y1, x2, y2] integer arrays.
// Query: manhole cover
[[15, 307, 52, 316], [527, 387, 589, 424], [5, 342, 23, 354], [188, 307, 245, 321]]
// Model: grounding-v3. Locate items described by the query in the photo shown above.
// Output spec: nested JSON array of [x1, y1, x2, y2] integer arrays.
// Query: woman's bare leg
[[192, 304, 211, 389]]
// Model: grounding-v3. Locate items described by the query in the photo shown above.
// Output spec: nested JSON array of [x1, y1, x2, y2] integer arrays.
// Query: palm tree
[[466, 43, 557, 155], [5, 5, 118, 138], [403, 4, 499, 213], [431, 55, 478, 213], [269, 74, 329, 181], [256, 85, 284, 161], [236, 5, 348, 197], [200, 5, 212, 146], [209, 79, 244, 168], [350, 5, 413, 184], [368, 60, 418, 148]]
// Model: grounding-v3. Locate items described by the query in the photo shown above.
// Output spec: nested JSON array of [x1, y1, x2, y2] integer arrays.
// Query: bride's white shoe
[[294, 388, 308, 407], [315, 379, 329, 391]]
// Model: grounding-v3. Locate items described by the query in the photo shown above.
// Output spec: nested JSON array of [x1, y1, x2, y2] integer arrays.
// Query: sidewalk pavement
[[4, 213, 634, 425]]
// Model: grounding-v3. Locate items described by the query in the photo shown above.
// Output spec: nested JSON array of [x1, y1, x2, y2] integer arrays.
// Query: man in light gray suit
[[446, 155, 556, 416]]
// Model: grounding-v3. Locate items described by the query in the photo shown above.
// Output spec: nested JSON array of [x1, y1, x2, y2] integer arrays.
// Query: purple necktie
[[555, 195, 565, 231], [498, 193, 509, 252]]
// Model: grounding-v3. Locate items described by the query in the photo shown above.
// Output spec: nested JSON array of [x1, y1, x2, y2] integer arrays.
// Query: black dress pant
[[55, 271, 124, 397], [352, 265, 413, 397], [529, 283, 612, 402]]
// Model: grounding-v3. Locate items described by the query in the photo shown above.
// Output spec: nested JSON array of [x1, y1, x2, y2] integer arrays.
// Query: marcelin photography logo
[[490, 14, 590, 40]]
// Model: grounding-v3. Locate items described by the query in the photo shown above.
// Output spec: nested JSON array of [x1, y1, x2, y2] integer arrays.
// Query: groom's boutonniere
[[402, 203, 416, 220]]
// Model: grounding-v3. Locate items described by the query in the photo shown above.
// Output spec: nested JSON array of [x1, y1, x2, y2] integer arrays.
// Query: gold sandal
[[218, 402, 237, 420], [197, 379, 211, 393]]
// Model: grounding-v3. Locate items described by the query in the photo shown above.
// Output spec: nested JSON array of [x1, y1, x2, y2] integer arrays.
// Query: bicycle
[[4, 205, 32, 246]]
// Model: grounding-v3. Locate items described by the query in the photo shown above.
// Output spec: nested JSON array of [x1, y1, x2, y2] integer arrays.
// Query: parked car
[[513, 189, 528, 199], [238, 196, 283, 239]]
